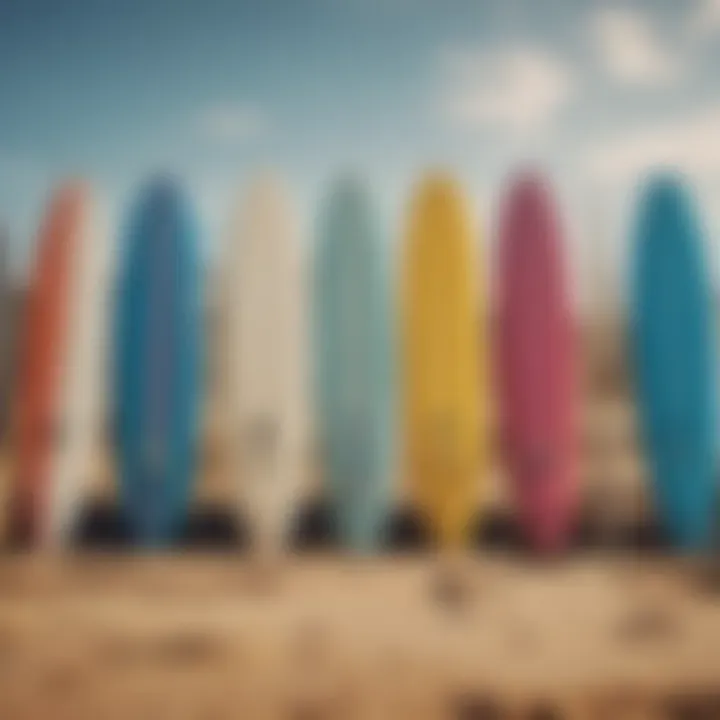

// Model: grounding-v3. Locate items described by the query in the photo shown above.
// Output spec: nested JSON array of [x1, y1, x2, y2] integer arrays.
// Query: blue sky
[[1, 0, 719, 309]]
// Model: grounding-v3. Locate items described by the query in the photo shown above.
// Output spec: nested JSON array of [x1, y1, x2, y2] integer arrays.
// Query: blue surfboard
[[631, 172, 717, 550], [313, 176, 394, 551], [114, 177, 202, 545]]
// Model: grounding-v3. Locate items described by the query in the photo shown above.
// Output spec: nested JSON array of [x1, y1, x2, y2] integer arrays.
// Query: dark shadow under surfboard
[[38, 499, 674, 555]]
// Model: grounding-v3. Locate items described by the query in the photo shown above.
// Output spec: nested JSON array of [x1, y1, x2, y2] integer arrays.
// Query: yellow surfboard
[[401, 173, 488, 548]]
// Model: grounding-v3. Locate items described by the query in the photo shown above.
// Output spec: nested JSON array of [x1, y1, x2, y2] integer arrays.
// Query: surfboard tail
[[236, 426, 304, 556]]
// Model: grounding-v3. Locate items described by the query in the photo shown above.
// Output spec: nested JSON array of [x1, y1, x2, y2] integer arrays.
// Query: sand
[[1, 554, 720, 719]]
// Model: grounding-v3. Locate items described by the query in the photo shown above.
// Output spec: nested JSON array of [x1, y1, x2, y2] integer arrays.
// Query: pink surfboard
[[496, 172, 578, 552]]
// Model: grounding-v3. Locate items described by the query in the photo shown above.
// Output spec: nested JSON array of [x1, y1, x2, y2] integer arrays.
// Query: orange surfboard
[[12, 183, 86, 544]]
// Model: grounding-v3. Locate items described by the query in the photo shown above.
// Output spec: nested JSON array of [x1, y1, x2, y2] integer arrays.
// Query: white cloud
[[198, 104, 268, 143], [590, 8, 680, 86], [687, 0, 720, 39], [442, 47, 574, 135], [585, 104, 720, 181]]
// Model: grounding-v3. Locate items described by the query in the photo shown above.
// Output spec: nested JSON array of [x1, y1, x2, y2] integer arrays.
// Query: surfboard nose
[[137, 175, 187, 221], [412, 172, 461, 210], [641, 170, 686, 200], [52, 180, 89, 211], [145, 173, 180, 196], [638, 172, 698, 234], [503, 171, 554, 226]]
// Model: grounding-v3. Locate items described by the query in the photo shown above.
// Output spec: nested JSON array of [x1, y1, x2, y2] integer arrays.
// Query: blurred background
[[1, 2, 720, 717]]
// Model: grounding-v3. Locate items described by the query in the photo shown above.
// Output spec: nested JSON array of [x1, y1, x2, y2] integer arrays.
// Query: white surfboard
[[45, 187, 110, 547], [223, 173, 307, 558]]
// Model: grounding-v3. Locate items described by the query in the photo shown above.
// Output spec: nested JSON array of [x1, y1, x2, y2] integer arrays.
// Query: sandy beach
[[1, 554, 720, 718]]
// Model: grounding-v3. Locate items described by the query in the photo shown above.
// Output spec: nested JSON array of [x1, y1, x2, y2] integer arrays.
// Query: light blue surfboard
[[631, 172, 717, 550], [313, 176, 394, 551], [113, 176, 202, 545]]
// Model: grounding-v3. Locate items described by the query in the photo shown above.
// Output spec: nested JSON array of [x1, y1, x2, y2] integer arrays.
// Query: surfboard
[[0, 227, 7, 542], [223, 173, 306, 557], [313, 176, 394, 551], [114, 176, 202, 545], [12, 181, 109, 547], [496, 172, 578, 552], [0, 227, 12, 441], [630, 172, 717, 550], [401, 173, 488, 548]]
